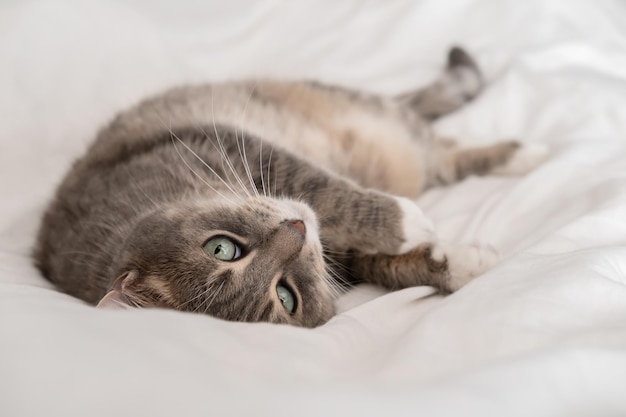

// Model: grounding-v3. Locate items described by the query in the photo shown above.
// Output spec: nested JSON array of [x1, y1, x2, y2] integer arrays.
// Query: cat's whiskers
[[321, 246, 349, 256], [266, 145, 275, 197], [259, 138, 267, 197], [322, 255, 355, 301], [124, 294, 143, 309], [212, 138, 260, 212], [169, 132, 241, 205], [236, 136, 260, 198], [154, 112, 249, 204], [235, 83, 261, 199], [209, 91, 256, 200], [125, 166, 160, 208], [322, 253, 351, 274], [171, 130, 242, 200], [200, 280, 226, 314], [193, 124, 258, 214], [321, 269, 346, 299], [322, 254, 354, 289], [198, 124, 251, 201], [273, 159, 279, 199], [178, 282, 213, 311]]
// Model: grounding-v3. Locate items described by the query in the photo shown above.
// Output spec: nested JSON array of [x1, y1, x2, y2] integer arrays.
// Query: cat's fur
[[34, 47, 547, 327]]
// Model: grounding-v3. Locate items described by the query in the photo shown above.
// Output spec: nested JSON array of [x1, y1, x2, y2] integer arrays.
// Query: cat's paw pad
[[395, 197, 437, 254], [493, 143, 549, 176], [432, 242, 500, 291]]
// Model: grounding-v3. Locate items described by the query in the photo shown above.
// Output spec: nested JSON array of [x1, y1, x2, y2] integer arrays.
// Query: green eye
[[276, 284, 295, 314], [203, 236, 242, 261]]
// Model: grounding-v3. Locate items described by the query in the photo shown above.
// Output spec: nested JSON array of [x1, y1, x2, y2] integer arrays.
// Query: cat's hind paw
[[432, 242, 500, 291], [492, 143, 549, 176]]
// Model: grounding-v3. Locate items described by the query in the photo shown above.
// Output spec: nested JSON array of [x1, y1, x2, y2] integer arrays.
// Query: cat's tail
[[397, 46, 484, 120]]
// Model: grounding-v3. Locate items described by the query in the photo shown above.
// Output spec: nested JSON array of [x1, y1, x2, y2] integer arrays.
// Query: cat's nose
[[285, 219, 306, 237]]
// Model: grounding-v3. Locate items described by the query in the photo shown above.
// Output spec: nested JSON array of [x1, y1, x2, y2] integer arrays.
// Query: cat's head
[[98, 197, 336, 327]]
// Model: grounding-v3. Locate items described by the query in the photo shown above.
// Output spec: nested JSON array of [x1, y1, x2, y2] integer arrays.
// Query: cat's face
[[100, 197, 336, 327]]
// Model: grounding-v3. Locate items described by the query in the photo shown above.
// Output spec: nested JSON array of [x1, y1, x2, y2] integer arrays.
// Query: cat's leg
[[272, 162, 437, 256], [286, 168, 499, 290], [425, 139, 549, 187], [344, 242, 499, 293], [217, 128, 500, 289], [396, 46, 484, 121]]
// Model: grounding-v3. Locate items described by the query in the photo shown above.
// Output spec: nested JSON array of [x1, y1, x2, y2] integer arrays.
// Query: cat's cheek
[[394, 197, 437, 254]]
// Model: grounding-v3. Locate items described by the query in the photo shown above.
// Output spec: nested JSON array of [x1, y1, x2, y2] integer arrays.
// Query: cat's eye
[[203, 236, 242, 261], [276, 284, 296, 314]]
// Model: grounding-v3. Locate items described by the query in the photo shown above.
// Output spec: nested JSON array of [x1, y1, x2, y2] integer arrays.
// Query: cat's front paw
[[432, 242, 500, 291], [394, 197, 437, 254]]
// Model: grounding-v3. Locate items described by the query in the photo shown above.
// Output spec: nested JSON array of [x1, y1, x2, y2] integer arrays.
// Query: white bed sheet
[[2, 0, 626, 415]]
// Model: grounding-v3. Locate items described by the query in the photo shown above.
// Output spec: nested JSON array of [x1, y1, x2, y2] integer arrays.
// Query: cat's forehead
[[245, 198, 316, 222], [165, 197, 317, 234], [182, 197, 314, 221]]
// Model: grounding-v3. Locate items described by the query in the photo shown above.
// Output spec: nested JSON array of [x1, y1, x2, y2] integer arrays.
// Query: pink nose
[[286, 219, 306, 237]]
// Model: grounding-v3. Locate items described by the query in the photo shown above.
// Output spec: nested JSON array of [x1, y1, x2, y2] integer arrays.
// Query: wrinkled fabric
[[1, 1, 626, 416]]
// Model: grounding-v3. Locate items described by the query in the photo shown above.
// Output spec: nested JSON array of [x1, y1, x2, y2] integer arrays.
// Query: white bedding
[[2, 0, 626, 415]]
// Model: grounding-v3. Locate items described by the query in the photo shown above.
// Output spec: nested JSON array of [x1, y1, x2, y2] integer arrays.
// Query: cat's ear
[[96, 271, 174, 309], [96, 271, 140, 309]]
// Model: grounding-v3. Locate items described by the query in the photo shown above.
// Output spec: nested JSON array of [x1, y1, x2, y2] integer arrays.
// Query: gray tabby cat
[[35, 47, 547, 328]]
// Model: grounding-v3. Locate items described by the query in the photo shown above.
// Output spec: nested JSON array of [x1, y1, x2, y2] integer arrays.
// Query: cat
[[34, 47, 547, 328]]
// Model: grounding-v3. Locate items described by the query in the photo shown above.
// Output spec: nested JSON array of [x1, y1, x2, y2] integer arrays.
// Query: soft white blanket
[[2, 1, 626, 415]]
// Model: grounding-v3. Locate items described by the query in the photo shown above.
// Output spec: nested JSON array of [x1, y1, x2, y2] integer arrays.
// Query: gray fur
[[34, 47, 541, 327]]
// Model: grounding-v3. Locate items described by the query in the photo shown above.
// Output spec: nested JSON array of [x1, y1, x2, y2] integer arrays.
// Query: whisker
[[323, 254, 351, 274], [273, 161, 279, 198], [236, 134, 260, 198], [236, 83, 260, 198], [170, 131, 240, 204], [324, 260, 350, 284], [201, 281, 226, 314], [322, 254, 355, 290], [218, 135, 257, 206], [125, 165, 160, 208], [259, 138, 266, 197], [197, 124, 249, 202], [322, 247, 351, 256], [151, 108, 250, 204], [125, 297, 142, 309], [322, 270, 346, 298], [180, 284, 212, 311], [266, 145, 275, 197], [210, 91, 253, 199]]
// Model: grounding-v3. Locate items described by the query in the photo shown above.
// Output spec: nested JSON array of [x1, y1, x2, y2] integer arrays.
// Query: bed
[[2, 0, 626, 415]]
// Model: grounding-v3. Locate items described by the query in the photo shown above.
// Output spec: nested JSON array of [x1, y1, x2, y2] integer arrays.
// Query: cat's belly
[[226, 104, 429, 197], [243, 81, 430, 197], [325, 108, 429, 197]]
